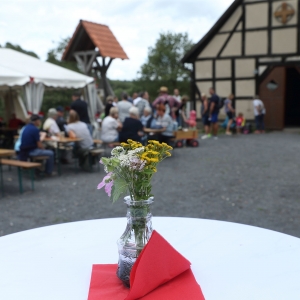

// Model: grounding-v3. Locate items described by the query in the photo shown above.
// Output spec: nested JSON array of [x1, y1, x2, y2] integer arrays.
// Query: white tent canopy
[[0, 49, 96, 120], [0, 48, 93, 88]]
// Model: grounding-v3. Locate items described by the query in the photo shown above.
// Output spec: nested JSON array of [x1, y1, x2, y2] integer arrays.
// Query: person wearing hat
[[56, 106, 67, 132], [19, 114, 54, 175], [43, 108, 60, 137], [152, 87, 179, 120]]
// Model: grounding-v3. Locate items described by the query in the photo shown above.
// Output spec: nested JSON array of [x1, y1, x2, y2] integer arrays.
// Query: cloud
[[0, 0, 234, 80]]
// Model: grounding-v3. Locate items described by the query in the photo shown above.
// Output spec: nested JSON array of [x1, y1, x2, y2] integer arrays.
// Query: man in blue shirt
[[208, 87, 220, 140], [20, 114, 54, 175]]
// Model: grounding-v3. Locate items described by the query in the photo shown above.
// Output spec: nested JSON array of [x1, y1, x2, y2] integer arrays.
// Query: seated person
[[119, 107, 144, 143], [43, 108, 60, 137], [8, 113, 25, 129], [140, 106, 153, 127], [19, 114, 54, 175], [56, 106, 67, 133], [154, 104, 174, 144], [65, 110, 94, 171], [101, 107, 122, 143]]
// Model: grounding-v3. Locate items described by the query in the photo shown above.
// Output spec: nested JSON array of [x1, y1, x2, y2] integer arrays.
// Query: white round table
[[0, 217, 299, 300]]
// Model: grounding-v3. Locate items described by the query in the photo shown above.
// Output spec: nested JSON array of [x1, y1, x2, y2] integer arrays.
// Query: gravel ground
[[0, 132, 299, 238]]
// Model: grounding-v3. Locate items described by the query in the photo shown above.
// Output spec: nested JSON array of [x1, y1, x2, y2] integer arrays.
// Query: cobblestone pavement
[[0, 132, 299, 238]]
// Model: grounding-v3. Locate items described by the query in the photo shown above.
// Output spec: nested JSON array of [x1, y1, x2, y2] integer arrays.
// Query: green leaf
[[111, 178, 128, 203]]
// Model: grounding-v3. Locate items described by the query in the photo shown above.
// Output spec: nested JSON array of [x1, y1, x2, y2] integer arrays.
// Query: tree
[[136, 32, 193, 100], [2, 42, 39, 58], [46, 37, 80, 72]]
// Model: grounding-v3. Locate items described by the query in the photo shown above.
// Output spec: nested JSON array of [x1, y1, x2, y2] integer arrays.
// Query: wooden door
[[259, 66, 285, 129]]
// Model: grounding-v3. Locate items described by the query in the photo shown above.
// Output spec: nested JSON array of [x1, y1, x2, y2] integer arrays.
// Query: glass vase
[[116, 195, 154, 287]]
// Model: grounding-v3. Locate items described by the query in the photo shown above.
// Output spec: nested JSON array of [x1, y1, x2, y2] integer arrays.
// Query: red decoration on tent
[[29, 77, 34, 83]]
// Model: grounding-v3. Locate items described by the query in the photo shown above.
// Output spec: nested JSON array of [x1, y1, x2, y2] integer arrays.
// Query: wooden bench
[[0, 159, 42, 193], [89, 148, 105, 171]]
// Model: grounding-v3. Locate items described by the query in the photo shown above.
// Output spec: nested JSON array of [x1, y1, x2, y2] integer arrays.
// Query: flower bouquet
[[98, 139, 172, 286]]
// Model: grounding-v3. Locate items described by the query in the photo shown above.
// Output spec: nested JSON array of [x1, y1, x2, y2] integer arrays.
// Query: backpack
[[218, 97, 225, 110]]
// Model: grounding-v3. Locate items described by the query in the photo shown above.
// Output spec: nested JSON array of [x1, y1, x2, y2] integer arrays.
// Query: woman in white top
[[65, 110, 94, 171], [101, 107, 122, 143]]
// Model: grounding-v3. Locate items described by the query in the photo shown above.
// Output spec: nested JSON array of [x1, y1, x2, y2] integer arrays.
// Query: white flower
[[111, 146, 125, 157]]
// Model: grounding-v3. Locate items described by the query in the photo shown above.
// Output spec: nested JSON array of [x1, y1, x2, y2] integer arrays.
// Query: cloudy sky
[[0, 0, 234, 80]]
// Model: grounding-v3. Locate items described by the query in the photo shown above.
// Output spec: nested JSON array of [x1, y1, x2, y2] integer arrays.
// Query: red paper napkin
[[88, 230, 205, 300]]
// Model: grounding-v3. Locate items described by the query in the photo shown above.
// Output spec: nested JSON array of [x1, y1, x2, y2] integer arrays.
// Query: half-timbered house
[[182, 0, 300, 129]]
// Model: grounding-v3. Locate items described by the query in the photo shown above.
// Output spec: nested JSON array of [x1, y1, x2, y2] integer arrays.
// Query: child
[[236, 113, 245, 134]]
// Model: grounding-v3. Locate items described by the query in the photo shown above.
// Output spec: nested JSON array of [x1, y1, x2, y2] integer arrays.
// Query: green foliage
[[46, 37, 80, 73], [110, 178, 128, 203], [139, 32, 193, 83], [108, 80, 137, 99], [136, 32, 193, 100], [2, 42, 39, 58], [41, 89, 73, 115]]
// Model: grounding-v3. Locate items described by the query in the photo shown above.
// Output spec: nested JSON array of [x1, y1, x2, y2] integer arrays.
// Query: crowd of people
[[13, 91, 96, 175], [7, 88, 189, 176], [200, 87, 266, 140], [5, 85, 267, 176], [100, 87, 190, 145]]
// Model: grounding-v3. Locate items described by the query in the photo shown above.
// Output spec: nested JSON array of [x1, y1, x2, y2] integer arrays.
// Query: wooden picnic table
[[0, 149, 16, 196]]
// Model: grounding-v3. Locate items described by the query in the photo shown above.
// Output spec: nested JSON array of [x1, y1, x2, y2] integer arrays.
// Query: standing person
[[201, 93, 211, 139], [119, 107, 144, 143], [135, 91, 150, 117], [19, 114, 54, 175], [105, 96, 114, 117], [56, 106, 67, 132], [152, 87, 179, 120], [224, 94, 235, 135], [208, 87, 220, 140], [113, 96, 118, 106], [117, 93, 133, 123], [173, 88, 181, 103], [253, 96, 266, 133], [70, 91, 92, 136]]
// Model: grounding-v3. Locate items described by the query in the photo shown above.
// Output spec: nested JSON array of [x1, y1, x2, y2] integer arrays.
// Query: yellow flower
[[165, 151, 172, 157], [151, 166, 157, 172], [150, 158, 159, 163]]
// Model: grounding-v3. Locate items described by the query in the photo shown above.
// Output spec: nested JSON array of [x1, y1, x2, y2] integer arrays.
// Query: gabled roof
[[182, 0, 241, 63], [62, 20, 129, 61]]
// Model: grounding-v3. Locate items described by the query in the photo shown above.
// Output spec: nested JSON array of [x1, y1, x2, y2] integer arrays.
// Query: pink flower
[[105, 181, 114, 197], [97, 172, 114, 197]]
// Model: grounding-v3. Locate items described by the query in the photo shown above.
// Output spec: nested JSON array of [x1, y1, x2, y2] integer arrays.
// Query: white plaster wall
[[196, 100, 202, 119], [272, 0, 298, 27], [272, 28, 297, 54], [221, 33, 242, 56], [220, 6, 242, 32], [195, 60, 213, 79], [198, 34, 229, 58], [245, 31, 268, 55], [215, 60, 231, 78], [246, 3, 268, 28], [235, 80, 255, 97], [236, 100, 254, 120], [235, 58, 255, 77], [216, 81, 232, 98], [196, 81, 212, 96]]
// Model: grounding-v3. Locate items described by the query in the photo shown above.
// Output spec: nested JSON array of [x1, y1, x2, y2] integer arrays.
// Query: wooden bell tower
[[62, 20, 128, 99]]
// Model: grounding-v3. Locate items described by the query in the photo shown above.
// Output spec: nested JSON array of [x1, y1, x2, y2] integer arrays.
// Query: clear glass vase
[[116, 196, 154, 287]]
